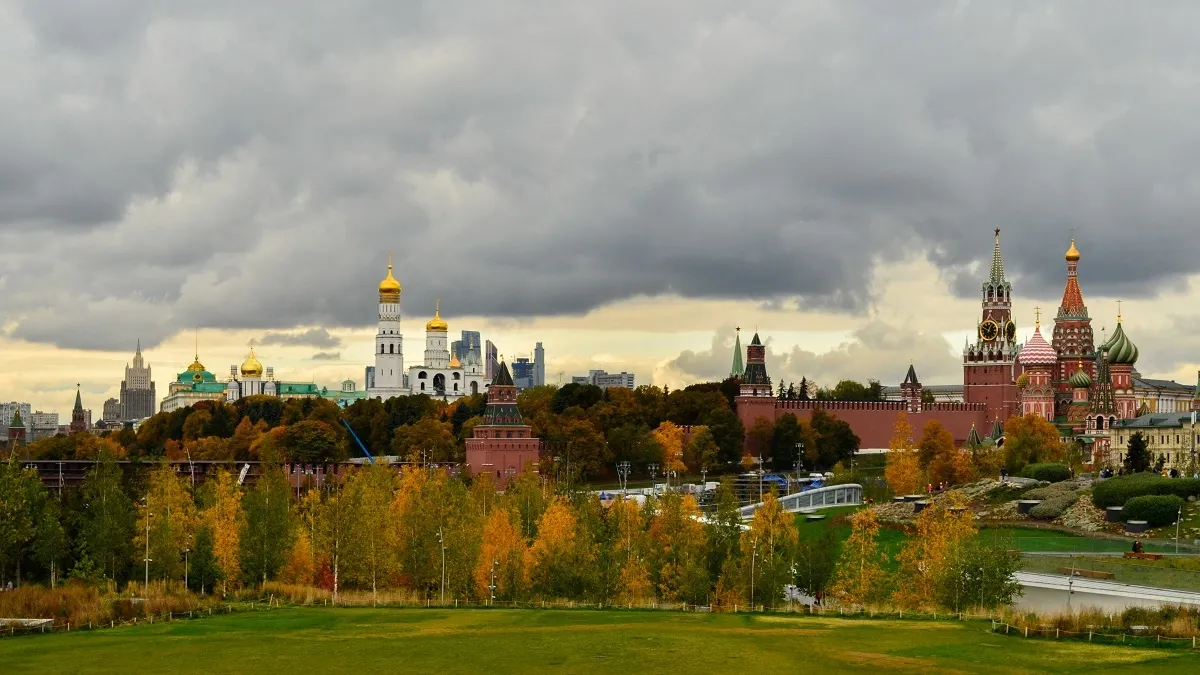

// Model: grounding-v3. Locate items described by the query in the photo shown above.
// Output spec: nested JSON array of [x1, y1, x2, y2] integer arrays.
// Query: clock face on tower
[[1005, 320, 1016, 342], [980, 320, 999, 341]]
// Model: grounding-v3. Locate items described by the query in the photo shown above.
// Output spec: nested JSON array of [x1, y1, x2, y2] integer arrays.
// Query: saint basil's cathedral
[[737, 230, 1192, 469]]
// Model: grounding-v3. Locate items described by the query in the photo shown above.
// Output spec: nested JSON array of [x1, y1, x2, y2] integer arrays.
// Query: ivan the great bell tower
[[963, 229, 1020, 423]]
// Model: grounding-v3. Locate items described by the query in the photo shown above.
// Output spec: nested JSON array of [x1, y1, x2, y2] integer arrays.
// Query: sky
[[4, 1, 1200, 416]]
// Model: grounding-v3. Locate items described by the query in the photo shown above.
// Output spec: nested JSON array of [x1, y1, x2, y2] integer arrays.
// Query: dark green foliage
[[189, 525, 220, 595], [703, 406, 745, 467], [1121, 495, 1184, 527], [770, 413, 805, 472], [1123, 432, 1151, 473], [1028, 493, 1079, 520], [938, 537, 1023, 611], [238, 395, 286, 429], [793, 528, 837, 599], [551, 384, 604, 414], [240, 466, 294, 586], [809, 408, 860, 469], [276, 420, 344, 463], [1020, 463, 1071, 483], [1091, 473, 1200, 508], [77, 458, 135, 581]]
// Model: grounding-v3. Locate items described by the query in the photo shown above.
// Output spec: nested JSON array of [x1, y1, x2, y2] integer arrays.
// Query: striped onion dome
[[1105, 322, 1139, 366], [1018, 326, 1057, 367], [1069, 367, 1092, 389]]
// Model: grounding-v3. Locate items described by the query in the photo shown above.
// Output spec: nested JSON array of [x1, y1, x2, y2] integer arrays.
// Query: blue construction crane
[[340, 418, 375, 463]]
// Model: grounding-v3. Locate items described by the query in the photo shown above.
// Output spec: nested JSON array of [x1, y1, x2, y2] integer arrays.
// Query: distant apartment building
[[0, 402, 32, 437], [29, 411, 59, 440], [572, 369, 636, 390], [102, 398, 122, 423]]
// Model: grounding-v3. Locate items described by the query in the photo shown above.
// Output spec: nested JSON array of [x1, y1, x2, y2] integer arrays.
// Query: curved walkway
[[1015, 571, 1200, 607], [738, 483, 862, 519]]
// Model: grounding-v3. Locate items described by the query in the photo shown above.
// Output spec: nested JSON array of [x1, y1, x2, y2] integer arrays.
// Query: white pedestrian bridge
[[738, 483, 862, 520]]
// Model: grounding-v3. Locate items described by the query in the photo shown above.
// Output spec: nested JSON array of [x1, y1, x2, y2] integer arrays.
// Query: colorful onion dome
[[1065, 238, 1080, 262], [1105, 322, 1139, 365], [1018, 326, 1057, 367], [1069, 367, 1092, 389], [240, 348, 264, 378], [1016, 372, 1030, 388], [378, 263, 401, 302]]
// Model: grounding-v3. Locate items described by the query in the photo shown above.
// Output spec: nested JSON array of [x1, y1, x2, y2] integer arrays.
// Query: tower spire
[[989, 227, 1005, 284], [730, 327, 744, 379]]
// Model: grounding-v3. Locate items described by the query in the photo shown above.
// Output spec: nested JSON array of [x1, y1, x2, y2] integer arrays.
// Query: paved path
[[1015, 571, 1200, 607]]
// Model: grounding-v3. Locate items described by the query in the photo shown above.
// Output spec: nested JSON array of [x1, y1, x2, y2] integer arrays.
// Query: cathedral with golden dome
[[366, 260, 486, 401]]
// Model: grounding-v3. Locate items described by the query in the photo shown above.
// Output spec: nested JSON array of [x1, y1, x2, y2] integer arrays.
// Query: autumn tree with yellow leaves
[[884, 413, 921, 496], [829, 508, 889, 607], [474, 505, 529, 601], [890, 501, 977, 610]]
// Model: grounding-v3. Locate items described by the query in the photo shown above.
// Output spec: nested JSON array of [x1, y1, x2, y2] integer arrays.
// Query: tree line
[[18, 379, 867, 481]]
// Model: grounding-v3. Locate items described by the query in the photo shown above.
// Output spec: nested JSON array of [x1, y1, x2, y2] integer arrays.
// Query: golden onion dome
[[186, 356, 206, 372], [449, 353, 461, 368], [240, 348, 264, 378], [426, 301, 448, 332], [1064, 238, 1080, 262], [378, 263, 402, 302], [1016, 372, 1030, 389]]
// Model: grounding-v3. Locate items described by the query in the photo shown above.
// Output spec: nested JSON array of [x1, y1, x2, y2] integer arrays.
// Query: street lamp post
[[750, 537, 759, 611], [617, 461, 631, 495], [437, 527, 447, 604], [185, 547, 190, 590], [142, 495, 152, 591], [490, 559, 499, 606], [1177, 506, 1183, 554]]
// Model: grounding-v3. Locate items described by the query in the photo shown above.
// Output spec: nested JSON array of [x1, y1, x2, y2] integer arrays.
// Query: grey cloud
[[668, 322, 960, 389], [4, 2, 1200, 349], [310, 351, 341, 361], [260, 328, 342, 349]]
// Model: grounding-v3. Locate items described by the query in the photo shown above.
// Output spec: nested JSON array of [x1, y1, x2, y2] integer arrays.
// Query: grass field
[[1021, 555, 1200, 592], [794, 507, 1178, 556], [2, 607, 1199, 674]]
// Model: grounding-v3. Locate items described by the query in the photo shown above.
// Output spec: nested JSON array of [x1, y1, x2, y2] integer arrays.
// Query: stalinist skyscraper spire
[[120, 340, 156, 421]]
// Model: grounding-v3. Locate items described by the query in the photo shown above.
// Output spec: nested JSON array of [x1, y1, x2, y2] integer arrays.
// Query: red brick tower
[[964, 229, 1020, 422], [901, 364, 923, 414], [7, 410, 26, 450], [1051, 237, 1096, 418], [739, 332, 772, 398], [465, 360, 541, 488], [69, 384, 88, 434]]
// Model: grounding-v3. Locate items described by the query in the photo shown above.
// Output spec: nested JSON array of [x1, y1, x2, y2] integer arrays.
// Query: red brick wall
[[737, 397, 989, 450], [465, 436, 541, 488]]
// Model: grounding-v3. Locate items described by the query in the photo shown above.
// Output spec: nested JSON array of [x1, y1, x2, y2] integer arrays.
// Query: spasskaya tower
[[963, 229, 1020, 423]]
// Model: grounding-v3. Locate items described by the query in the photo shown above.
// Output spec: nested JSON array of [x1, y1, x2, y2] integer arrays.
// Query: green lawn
[[2, 607, 1198, 674], [1021, 555, 1200, 592], [982, 528, 1178, 554]]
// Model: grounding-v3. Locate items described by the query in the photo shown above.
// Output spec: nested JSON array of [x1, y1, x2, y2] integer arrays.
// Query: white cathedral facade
[[366, 261, 487, 401]]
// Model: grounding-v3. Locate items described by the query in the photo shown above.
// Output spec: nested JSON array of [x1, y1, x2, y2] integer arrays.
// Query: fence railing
[[990, 619, 1200, 649]]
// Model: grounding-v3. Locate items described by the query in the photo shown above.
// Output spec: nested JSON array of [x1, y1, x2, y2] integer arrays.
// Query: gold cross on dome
[[1033, 306, 1041, 327], [1116, 299, 1123, 323]]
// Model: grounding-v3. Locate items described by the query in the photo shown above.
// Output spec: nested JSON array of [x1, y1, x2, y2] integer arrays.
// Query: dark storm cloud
[[3, 1, 1200, 350], [310, 351, 341, 361], [260, 328, 342, 349]]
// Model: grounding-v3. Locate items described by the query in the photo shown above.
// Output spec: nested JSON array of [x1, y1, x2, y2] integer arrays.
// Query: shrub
[[1022, 482, 1078, 500], [1092, 474, 1200, 508], [1029, 493, 1079, 520], [1020, 463, 1071, 483], [1122, 495, 1184, 527]]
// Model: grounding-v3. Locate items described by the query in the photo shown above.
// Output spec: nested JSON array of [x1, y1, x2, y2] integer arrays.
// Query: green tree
[[276, 420, 345, 463], [239, 465, 293, 586], [809, 408, 860, 469], [343, 464, 396, 603], [1125, 432, 1151, 473], [740, 492, 799, 608], [551, 383, 604, 413], [770, 413, 812, 473], [391, 417, 458, 464], [1003, 414, 1062, 473], [34, 497, 70, 587], [0, 457, 45, 584], [703, 406, 745, 467], [938, 536, 1022, 612], [189, 525, 220, 595], [794, 528, 837, 601], [684, 426, 721, 474], [78, 456, 135, 582]]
